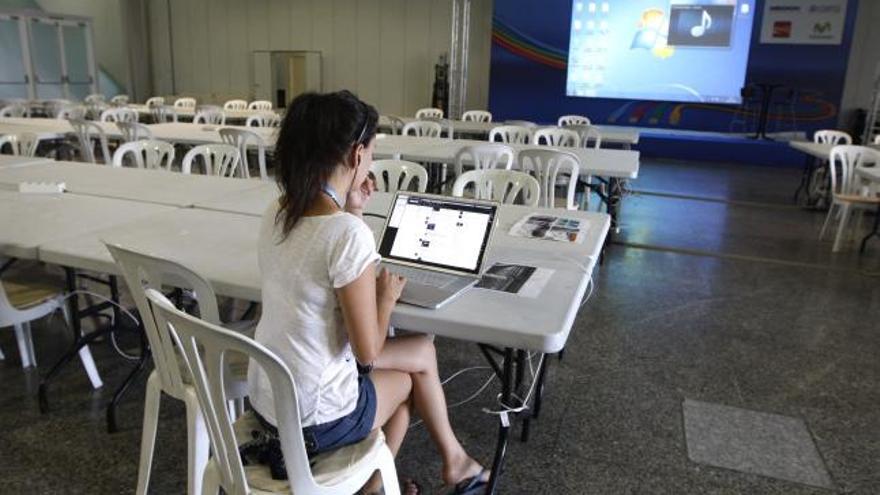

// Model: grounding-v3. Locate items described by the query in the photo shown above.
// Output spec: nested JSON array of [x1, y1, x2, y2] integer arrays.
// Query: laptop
[[378, 192, 499, 309]]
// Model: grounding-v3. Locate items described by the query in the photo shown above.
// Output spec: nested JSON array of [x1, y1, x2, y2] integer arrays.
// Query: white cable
[[58, 289, 142, 361], [441, 365, 490, 386], [481, 354, 545, 416], [408, 372, 497, 430]]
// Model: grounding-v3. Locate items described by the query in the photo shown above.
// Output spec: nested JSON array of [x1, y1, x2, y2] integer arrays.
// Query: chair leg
[[14, 322, 34, 368], [23, 321, 37, 367], [62, 304, 103, 389], [819, 204, 836, 240], [0, 343, 5, 360], [185, 390, 209, 495], [832, 204, 852, 253], [201, 460, 221, 495], [136, 372, 163, 495], [376, 446, 401, 495]]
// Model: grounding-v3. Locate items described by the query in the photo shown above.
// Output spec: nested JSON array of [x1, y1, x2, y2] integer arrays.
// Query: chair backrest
[[415, 107, 443, 119], [117, 121, 154, 142], [106, 244, 223, 401], [54, 104, 87, 120], [370, 159, 428, 193], [0, 105, 27, 118], [453, 144, 514, 177], [558, 114, 590, 126], [151, 105, 179, 123], [245, 112, 280, 128], [518, 148, 580, 210], [182, 144, 241, 177], [174, 97, 197, 109], [223, 99, 248, 111], [99, 107, 138, 123], [144, 288, 319, 495], [433, 118, 455, 139], [533, 127, 580, 147], [383, 115, 406, 135], [828, 145, 880, 197], [145, 96, 165, 108], [452, 169, 540, 206], [194, 106, 226, 125], [69, 118, 111, 164], [0, 133, 41, 157], [814, 130, 852, 145], [110, 95, 129, 106], [219, 128, 268, 180], [402, 120, 442, 138], [566, 124, 603, 148], [489, 125, 533, 145], [462, 110, 492, 123], [112, 139, 175, 170], [504, 120, 537, 128], [247, 100, 273, 111], [874, 135, 880, 145]]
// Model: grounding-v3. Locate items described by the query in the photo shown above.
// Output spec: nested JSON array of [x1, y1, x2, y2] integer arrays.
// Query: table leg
[[520, 352, 549, 443], [485, 347, 514, 495], [39, 267, 86, 413], [859, 205, 880, 253], [107, 337, 150, 433], [794, 156, 815, 203]]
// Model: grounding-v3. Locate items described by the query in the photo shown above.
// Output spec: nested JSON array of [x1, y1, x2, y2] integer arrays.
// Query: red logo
[[773, 21, 792, 38]]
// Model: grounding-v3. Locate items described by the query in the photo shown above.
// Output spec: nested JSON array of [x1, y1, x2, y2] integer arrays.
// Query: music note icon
[[690, 10, 712, 37]]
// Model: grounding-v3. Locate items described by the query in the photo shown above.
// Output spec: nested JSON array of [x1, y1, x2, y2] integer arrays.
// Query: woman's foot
[[359, 473, 421, 494], [442, 453, 490, 487]]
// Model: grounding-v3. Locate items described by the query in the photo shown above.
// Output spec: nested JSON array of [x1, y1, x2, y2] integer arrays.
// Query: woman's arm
[[337, 265, 405, 365]]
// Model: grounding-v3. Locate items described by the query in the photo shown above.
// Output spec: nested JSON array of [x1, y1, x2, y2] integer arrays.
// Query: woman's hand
[[376, 267, 406, 307], [345, 173, 376, 214]]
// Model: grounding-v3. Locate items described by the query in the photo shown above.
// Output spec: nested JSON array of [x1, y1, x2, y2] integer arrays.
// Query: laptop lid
[[378, 192, 499, 276]]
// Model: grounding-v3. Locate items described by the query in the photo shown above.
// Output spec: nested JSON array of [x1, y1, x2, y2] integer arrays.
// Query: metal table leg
[[484, 347, 514, 495], [860, 205, 880, 253]]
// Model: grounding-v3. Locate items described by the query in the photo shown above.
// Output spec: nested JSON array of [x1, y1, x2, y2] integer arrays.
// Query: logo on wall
[[761, 0, 846, 44]]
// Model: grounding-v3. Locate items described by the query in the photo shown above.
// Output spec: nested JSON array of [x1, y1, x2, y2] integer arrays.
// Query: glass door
[[0, 14, 31, 100], [28, 17, 65, 99], [60, 21, 95, 100]]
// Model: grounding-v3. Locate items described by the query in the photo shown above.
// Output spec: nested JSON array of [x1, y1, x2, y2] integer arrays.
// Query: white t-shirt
[[248, 203, 379, 427]]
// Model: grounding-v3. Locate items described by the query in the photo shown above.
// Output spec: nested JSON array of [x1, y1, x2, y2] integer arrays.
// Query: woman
[[247, 90, 489, 494]]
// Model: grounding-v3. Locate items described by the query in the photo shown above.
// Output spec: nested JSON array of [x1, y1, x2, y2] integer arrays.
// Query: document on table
[[476, 263, 554, 298], [509, 213, 589, 243]]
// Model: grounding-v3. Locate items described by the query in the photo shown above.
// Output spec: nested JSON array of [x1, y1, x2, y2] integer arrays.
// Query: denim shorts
[[302, 374, 377, 456]]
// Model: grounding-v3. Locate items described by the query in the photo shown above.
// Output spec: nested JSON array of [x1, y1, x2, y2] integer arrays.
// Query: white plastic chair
[[533, 127, 580, 147], [85, 94, 106, 105], [111, 95, 130, 106], [151, 105, 179, 123], [99, 108, 138, 123], [370, 159, 428, 193], [402, 120, 442, 138], [814, 130, 852, 145], [0, 105, 27, 117], [247, 100, 273, 111], [453, 143, 515, 178], [174, 97, 197, 109], [70, 119, 111, 164], [245, 112, 280, 128], [0, 261, 101, 387], [578, 126, 603, 149], [223, 99, 248, 111], [112, 140, 175, 170], [415, 107, 443, 119], [452, 169, 540, 206], [462, 110, 492, 123], [106, 244, 251, 495], [558, 115, 590, 126], [182, 144, 241, 177], [873, 135, 880, 145], [117, 122, 154, 142], [519, 148, 580, 210], [194, 107, 226, 125], [384, 115, 406, 135], [144, 288, 400, 495], [145, 96, 165, 108], [0, 132, 42, 156], [489, 125, 532, 145], [819, 145, 880, 252], [219, 128, 268, 180], [54, 104, 87, 120]]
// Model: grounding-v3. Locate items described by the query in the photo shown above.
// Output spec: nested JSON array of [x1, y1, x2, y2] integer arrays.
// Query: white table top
[[0, 117, 122, 140], [146, 122, 278, 147], [857, 166, 880, 182], [39, 191, 609, 352], [129, 104, 280, 121], [0, 154, 54, 169], [0, 190, 173, 260], [0, 160, 266, 207], [381, 136, 640, 179], [379, 116, 640, 145]]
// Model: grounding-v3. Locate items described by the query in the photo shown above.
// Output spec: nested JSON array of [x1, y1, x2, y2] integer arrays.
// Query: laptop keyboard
[[386, 265, 460, 288]]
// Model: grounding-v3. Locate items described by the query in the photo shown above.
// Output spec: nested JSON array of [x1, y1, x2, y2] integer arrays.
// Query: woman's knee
[[414, 335, 437, 371]]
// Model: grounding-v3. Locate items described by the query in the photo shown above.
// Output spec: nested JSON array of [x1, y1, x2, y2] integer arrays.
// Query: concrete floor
[[1, 159, 878, 494]]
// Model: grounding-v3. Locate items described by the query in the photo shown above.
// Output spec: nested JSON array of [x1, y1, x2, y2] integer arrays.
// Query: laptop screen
[[378, 193, 497, 275]]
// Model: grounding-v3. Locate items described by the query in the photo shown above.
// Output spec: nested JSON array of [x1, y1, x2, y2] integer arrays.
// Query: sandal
[[446, 469, 489, 495]]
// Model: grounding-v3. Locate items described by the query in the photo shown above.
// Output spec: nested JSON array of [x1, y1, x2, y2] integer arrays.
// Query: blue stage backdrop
[[488, 0, 859, 136]]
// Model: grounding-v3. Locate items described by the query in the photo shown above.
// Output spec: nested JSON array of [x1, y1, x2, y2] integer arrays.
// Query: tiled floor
[[1, 158, 878, 494]]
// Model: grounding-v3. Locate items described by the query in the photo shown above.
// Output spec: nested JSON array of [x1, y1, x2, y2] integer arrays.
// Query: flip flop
[[446, 469, 488, 495]]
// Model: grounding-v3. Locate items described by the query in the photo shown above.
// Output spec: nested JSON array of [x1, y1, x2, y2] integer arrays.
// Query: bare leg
[[374, 335, 489, 486]]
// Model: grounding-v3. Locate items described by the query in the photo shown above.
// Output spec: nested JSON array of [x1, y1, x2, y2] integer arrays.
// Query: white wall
[[146, 0, 493, 116], [839, 0, 880, 130]]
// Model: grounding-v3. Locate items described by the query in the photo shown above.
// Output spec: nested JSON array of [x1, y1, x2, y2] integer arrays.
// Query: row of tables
[[0, 157, 611, 493]]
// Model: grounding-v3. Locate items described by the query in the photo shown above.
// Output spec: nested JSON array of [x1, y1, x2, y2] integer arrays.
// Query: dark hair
[[273, 90, 379, 238]]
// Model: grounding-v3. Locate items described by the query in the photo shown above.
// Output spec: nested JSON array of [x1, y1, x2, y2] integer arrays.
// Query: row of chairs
[[144, 96, 273, 112], [412, 107, 591, 128], [399, 120, 601, 149]]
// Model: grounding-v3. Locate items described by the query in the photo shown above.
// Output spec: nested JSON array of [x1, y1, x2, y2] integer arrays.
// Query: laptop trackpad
[[400, 282, 471, 309]]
